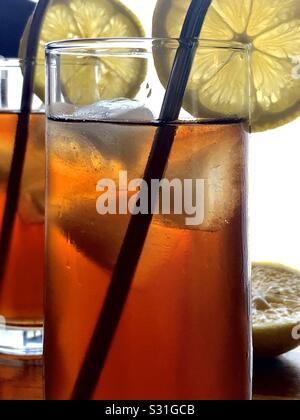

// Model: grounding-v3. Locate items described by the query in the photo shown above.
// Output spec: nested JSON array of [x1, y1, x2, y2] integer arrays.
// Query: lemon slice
[[20, 0, 146, 104], [152, 0, 300, 131], [252, 263, 300, 358]]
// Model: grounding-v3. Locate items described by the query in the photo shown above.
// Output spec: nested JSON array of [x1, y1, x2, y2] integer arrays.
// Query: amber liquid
[[0, 113, 44, 325], [45, 120, 251, 400]]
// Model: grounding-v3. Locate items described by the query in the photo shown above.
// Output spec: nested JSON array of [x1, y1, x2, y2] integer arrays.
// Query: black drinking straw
[[71, 0, 212, 401], [0, 0, 50, 283]]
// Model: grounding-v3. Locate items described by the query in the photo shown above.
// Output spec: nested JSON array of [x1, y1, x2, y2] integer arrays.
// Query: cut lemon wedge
[[20, 0, 146, 104], [153, 0, 300, 131], [252, 263, 300, 358]]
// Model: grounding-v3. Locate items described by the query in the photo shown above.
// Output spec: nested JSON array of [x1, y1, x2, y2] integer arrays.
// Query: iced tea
[[45, 118, 251, 400], [0, 113, 44, 327]]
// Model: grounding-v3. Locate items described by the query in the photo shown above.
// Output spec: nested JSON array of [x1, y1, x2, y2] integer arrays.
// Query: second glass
[[0, 59, 44, 357], [45, 39, 251, 400]]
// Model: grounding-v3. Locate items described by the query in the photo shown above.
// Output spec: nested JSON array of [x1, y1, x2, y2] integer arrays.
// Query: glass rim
[[46, 37, 250, 55]]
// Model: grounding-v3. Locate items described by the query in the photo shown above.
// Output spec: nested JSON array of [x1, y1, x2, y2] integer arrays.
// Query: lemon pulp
[[20, 0, 146, 104], [153, 0, 300, 131], [252, 263, 300, 358]]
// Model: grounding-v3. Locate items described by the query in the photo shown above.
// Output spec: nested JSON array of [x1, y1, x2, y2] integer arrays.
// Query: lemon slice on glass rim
[[152, 0, 300, 131], [20, 0, 146, 105], [252, 263, 300, 358]]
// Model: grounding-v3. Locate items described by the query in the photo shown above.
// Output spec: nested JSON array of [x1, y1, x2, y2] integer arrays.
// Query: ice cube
[[48, 121, 152, 183], [197, 128, 245, 231], [48, 103, 78, 120], [56, 199, 129, 269], [73, 99, 154, 122], [67, 99, 154, 167], [19, 182, 44, 224], [0, 142, 12, 188], [0, 119, 45, 223], [159, 124, 246, 232], [17, 123, 45, 224]]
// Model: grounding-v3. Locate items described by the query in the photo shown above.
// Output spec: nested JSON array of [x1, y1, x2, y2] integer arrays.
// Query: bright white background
[[249, 119, 300, 270], [29, 0, 300, 270]]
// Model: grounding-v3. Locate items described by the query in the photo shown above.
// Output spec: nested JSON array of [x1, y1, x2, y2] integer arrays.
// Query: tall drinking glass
[[0, 59, 44, 357], [45, 39, 251, 400]]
